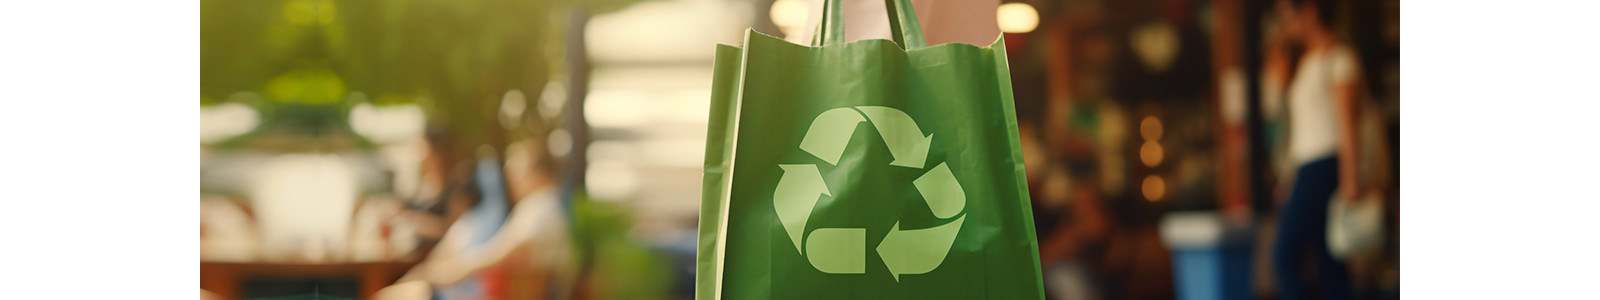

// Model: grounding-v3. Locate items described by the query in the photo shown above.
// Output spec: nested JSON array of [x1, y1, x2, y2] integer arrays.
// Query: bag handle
[[809, 0, 928, 50]]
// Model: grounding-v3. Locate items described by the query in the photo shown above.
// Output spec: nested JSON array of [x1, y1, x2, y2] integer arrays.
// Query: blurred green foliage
[[202, 0, 640, 148], [569, 191, 675, 299]]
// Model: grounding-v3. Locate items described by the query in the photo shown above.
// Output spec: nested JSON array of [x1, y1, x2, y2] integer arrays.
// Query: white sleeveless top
[[1286, 45, 1360, 166]]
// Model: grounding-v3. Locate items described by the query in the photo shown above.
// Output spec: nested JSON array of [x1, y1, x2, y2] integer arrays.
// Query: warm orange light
[[1142, 175, 1166, 201], [1140, 141, 1164, 167], [1140, 116, 1163, 141]]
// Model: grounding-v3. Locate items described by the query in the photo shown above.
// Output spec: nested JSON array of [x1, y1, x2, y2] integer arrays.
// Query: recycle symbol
[[774, 106, 967, 281]]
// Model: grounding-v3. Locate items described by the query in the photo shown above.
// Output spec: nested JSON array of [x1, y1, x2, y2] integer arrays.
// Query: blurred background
[[199, 0, 1398, 299]]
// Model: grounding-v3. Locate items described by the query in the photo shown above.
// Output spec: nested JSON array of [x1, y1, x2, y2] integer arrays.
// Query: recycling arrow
[[879, 162, 967, 281], [913, 162, 966, 219], [856, 106, 934, 168], [799, 108, 866, 166], [800, 107, 933, 168], [878, 215, 966, 281], [773, 106, 968, 281], [774, 164, 830, 253]]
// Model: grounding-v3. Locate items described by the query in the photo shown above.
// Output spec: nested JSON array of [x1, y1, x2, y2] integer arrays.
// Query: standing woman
[[1271, 0, 1366, 298]]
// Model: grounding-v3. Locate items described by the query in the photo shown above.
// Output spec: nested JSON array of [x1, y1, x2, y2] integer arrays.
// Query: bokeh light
[[1140, 116, 1164, 141], [1141, 140, 1164, 167], [1142, 175, 1166, 202], [997, 3, 1039, 34]]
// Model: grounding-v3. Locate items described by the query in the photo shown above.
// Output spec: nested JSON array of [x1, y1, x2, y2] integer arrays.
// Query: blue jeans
[[1272, 156, 1350, 299]]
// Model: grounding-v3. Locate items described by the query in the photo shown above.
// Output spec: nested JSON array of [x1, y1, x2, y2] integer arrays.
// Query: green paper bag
[[699, 0, 1044, 298]]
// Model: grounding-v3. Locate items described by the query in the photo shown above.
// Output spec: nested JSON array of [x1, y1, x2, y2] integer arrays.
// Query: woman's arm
[[1333, 50, 1363, 197]]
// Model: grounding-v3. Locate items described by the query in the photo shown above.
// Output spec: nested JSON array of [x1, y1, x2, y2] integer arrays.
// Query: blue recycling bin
[[1161, 211, 1254, 300]]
